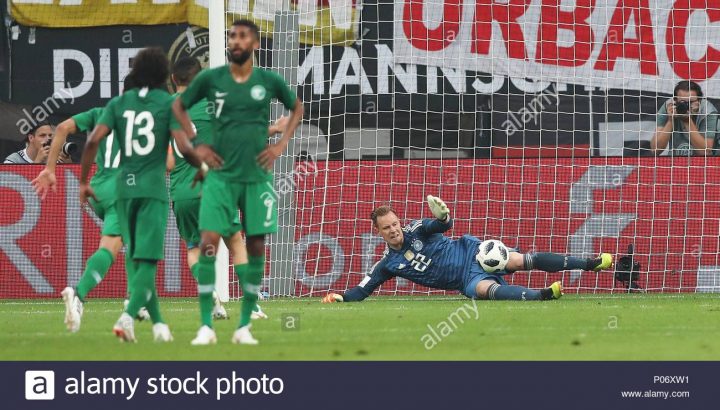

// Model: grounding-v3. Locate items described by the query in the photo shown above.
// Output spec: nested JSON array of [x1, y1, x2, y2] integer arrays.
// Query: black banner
[[3, 361, 715, 410], [2, 0, 709, 159]]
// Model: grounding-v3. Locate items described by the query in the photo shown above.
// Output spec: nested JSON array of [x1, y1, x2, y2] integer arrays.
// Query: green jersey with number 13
[[98, 87, 180, 201]]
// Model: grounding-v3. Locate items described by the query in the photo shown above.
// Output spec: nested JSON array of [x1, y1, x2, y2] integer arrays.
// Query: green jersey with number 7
[[179, 66, 297, 183]]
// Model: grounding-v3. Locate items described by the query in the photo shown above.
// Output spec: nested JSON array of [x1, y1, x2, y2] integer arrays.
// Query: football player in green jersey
[[80, 47, 213, 343], [173, 20, 303, 345], [167, 57, 287, 322], [32, 74, 150, 332]]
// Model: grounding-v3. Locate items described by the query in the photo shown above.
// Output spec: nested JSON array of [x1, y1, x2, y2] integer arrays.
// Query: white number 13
[[122, 110, 155, 156]]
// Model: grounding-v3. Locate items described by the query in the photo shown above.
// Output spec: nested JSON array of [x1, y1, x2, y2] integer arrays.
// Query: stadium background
[[1, 0, 720, 298]]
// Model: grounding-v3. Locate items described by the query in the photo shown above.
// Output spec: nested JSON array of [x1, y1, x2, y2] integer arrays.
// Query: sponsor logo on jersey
[[215, 91, 228, 98], [251, 85, 267, 101], [412, 239, 423, 251]]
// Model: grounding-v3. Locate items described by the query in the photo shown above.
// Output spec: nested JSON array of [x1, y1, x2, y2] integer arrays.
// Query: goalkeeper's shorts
[[462, 261, 509, 299]]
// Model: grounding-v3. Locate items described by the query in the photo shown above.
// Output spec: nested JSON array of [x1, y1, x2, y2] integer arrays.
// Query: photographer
[[4, 122, 56, 164], [649, 81, 719, 156]]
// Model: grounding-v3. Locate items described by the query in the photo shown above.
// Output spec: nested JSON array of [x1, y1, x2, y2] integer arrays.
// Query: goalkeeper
[[322, 196, 612, 303]]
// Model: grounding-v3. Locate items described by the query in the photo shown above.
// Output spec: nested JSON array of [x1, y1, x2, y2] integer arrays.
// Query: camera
[[42, 139, 77, 156], [62, 142, 77, 156], [675, 99, 690, 115]]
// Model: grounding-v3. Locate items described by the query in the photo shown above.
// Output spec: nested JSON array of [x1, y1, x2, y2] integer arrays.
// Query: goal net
[[223, 0, 720, 298]]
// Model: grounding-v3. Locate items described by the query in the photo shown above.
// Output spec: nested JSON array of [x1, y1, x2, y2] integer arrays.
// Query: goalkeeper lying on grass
[[322, 196, 613, 303]]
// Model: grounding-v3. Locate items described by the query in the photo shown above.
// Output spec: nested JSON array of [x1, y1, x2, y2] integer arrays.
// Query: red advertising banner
[[0, 165, 196, 298], [294, 157, 720, 295], [3, 159, 720, 298]]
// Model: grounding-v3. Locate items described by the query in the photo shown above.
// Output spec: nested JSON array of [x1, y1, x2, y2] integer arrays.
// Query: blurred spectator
[[649, 81, 719, 156], [3, 122, 72, 164]]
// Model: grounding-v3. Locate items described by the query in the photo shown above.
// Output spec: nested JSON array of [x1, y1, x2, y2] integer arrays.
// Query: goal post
[[208, 0, 230, 303]]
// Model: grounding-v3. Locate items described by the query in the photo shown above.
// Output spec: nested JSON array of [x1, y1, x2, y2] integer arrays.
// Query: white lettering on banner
[[0, 172, 52, 293], [52, 48, 141, 101], [117, 48, 143, 96], [329, 48, 373, 94], [298, 45, 563, 96], [394, 0, 720, 95], [53, 49, 94, 99]]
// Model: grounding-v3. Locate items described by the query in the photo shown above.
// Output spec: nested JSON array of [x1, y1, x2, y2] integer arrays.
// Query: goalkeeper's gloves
[[427, 195, 450, 221], [321, 293, 344, 303]]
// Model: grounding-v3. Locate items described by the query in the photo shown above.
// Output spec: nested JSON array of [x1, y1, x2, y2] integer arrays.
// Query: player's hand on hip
[[321, 293, 343, 303], [31, 168, 57, 200], [427, 195, 450, 221], [257, 143, 284, 170], [195, 144, 223, 169], [78, 183, 97, 205]]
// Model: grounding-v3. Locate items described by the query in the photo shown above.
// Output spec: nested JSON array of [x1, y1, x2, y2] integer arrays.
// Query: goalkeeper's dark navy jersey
[[343, 218, 483, 301]]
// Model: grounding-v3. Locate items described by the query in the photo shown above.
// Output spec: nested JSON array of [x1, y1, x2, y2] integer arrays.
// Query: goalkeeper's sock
[[134, 260, 163, 324], [239, 257, 263, 328], [125, 260, 158, 318], [487, 283, 542, 301], [197, 255, 216, 328], [190, 262, 200, 282], [76, 247, 114, 301], [525, 253, 587, 272]]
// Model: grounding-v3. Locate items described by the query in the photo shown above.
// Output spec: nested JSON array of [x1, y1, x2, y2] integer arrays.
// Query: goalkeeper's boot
[[190, 325, 217, 346], [123, 299, 151, 322], [152, 323, 173, 342], [231, 325, 258, 345], [590, 253, 613, 271], [211, 291, 229, 320], [113, 312, 136, 342], [540, 281, 563, 300], [61, 287, 83, 333], [251, 303, 268, 320]]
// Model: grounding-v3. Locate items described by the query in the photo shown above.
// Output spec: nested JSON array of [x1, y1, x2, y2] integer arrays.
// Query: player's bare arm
[[31, 118, 78, 199], [79, 124, 110, 204], [257, 98, 304, 170]]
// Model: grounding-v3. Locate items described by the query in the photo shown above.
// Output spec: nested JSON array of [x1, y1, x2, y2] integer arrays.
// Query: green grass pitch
[[2, 294, 718, 360]]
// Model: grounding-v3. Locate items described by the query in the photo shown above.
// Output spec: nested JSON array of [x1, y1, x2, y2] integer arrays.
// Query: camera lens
[[62, 142, 77, 156], [675, 100, 689, 115]]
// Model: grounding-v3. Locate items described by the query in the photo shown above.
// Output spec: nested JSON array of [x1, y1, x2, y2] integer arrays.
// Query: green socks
[[197, 255, 216, 327], [125, 260, 163, 324], [239, 257, 263, 328], [76, 247, 114, 301], [190, 262, 200, 281]]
